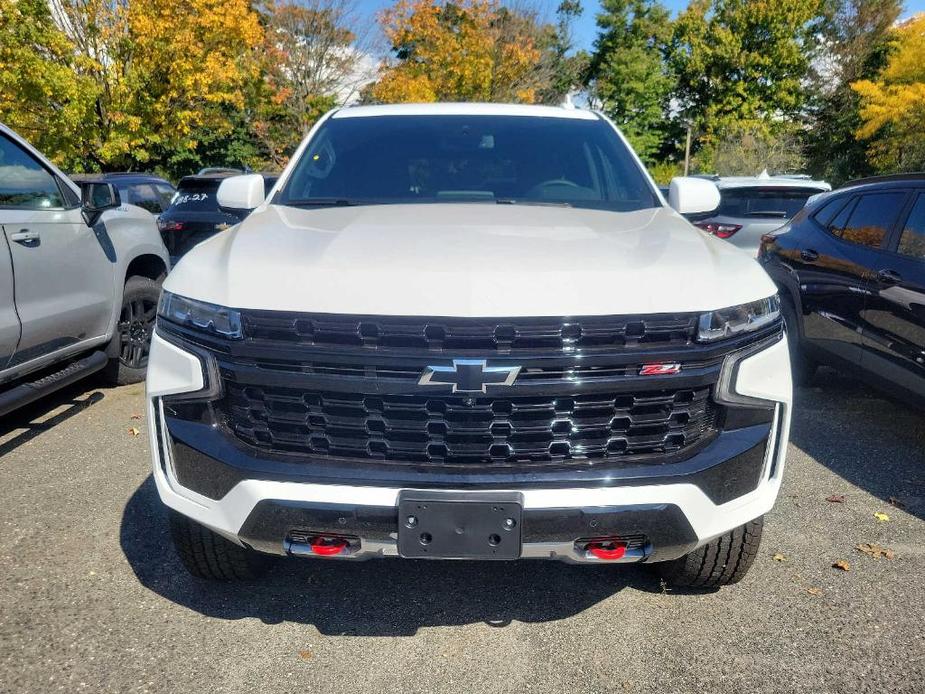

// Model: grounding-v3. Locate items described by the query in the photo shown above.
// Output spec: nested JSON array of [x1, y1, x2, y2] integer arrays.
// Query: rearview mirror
[[668, 177, 721, 216], [80, 181, 121, 226], [217, 174, 266, 212]]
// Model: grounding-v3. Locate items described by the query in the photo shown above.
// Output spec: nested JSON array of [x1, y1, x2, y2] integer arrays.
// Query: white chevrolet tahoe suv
[[147, 104, 791, 588]]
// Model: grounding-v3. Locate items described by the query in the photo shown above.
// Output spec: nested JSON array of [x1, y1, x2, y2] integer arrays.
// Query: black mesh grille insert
[[241, 312, 698, 353], [219, 382, 718, 466]]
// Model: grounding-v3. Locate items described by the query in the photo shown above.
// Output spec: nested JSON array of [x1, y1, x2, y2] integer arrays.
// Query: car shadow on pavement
[[789, 368, 924, 520], [120, 477, 684, 636], [0, 382, 105, 457]]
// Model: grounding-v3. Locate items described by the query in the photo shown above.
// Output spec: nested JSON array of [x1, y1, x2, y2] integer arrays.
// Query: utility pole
[[683, 124, 692, 176]]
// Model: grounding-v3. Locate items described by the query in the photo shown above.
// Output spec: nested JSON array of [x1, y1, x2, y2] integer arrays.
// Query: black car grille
[[158, 310, 741, 469], [241, 311, 698, 353], [221, 382, 718, 466]]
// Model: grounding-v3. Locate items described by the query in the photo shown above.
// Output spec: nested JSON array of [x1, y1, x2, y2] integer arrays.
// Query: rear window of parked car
[[716, 187, 826, 219], [169, 180, 221, 211]]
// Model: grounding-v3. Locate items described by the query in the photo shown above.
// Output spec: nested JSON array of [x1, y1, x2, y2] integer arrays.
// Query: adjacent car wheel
[[655, 517, 764, 588], [103, 275, 161, 386], [168, 510, 272, 581]]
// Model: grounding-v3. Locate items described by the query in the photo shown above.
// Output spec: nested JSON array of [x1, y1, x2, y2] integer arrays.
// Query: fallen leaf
[[832, 559, 851, 571], [772, 553, 787, 562], [826, 494, 846, 503], [806, 587, 823, 596], [855, 543, 895, 560], [130, 413, 142, 420], [128, 427, 140, 437], [887, 496, 906, 509], [873, 511, 890, 522], [298, 650, 313, 661]]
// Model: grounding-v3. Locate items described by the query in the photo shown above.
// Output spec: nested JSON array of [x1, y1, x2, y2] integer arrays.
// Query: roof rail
[[843, 172, 925, 187]]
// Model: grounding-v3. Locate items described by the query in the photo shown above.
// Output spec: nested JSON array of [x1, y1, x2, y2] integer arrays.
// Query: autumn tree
[[0, 0, 100, 169], [804, 0, 902, 183], [586, 0, 675, 163], [0, 0, 263, 174], [367, 0, 550, 104], [669, 0, 825, 162], [852, 13, 925, 173], [255, 0, 375, 166]]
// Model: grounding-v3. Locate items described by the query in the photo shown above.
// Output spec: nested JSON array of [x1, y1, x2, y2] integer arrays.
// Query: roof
[[70, 172, 169, 183], [714, 175, 830, 192], [842, 173, 925, 188], [332, 102, 599, 121]]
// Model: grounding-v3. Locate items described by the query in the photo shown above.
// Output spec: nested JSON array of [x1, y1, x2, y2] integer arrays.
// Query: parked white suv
[[147, 104, 791, 588]]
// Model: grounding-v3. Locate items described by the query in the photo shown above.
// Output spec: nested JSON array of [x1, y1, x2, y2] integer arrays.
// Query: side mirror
[[668, 177, 721, 216], [80, 181, 121, 226], [216, 174, 266, 213]]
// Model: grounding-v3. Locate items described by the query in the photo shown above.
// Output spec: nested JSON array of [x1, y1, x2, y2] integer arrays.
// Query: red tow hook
[[308, 536, 348, 556], [586, 541, 627, 560]]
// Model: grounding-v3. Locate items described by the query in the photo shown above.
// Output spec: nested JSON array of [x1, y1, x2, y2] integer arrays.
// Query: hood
[[164, 203, 776, 316]]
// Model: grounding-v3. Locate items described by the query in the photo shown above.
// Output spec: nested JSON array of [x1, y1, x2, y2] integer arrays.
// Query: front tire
[[103, 275, 161, 385], [168, 510, 272, 581], [655, 517, 763, 588]]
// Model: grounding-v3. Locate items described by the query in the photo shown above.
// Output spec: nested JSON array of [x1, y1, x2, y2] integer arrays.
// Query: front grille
[[220, 382, 718, 466], [153, 309, 752, 469], [242, 311, 698, 353]]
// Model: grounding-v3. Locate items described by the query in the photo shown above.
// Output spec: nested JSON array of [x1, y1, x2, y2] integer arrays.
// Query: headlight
[[698, 295, 780, 342], [157, 291, 243, 339]]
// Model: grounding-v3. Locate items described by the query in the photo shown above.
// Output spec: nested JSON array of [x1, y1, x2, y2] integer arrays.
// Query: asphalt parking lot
[[0, 369, 922, 694]]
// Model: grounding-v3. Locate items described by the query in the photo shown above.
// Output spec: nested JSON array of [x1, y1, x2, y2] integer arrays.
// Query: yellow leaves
[[855, 543, 895, 560], [873, 512, 890, 523], [370, 0, 543, 104], [851, 14, 925, 169], [832, 559, 851, 572], [772, 553, 787, 562]]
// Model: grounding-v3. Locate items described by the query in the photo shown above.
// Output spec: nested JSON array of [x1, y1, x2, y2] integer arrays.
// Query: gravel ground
[[0, 369, 922, 693]]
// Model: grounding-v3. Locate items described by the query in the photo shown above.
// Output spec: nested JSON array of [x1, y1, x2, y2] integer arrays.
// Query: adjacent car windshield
[[716, 187, 827, 219], [277, 115, 659, 212]]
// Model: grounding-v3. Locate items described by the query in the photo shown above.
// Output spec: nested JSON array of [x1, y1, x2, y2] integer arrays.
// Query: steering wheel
[[532, 178, 581, 190]]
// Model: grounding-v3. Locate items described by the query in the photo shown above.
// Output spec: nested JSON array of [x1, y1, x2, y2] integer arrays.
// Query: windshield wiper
[[283, 198, 376, 208], [495, 199, 572, 207], [744, 210, 789, 218]]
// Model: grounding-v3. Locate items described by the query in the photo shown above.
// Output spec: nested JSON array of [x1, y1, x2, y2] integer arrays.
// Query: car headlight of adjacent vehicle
[[697, 295, 781, 342], [157, 291, 243, 339]]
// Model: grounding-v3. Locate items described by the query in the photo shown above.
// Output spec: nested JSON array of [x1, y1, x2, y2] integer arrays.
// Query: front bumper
[[146, 331, 792, 564]]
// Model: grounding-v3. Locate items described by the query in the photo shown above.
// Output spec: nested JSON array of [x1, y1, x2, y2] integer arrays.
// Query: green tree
[[536, 1, 589, 105], [805, 0, 901, 184], [669, 0, 825, 154], [586, 0, 675, 163]]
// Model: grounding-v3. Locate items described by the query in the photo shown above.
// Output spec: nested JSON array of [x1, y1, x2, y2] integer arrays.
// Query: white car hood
[[164, 203, 776, 316]]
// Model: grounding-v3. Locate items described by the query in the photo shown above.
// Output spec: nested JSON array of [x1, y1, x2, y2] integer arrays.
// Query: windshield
[[277, 115, 659, 212], [716, 187, 826, 219]]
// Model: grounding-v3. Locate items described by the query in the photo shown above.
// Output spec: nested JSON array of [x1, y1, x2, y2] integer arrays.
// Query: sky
[[358, 0, 925, 53]]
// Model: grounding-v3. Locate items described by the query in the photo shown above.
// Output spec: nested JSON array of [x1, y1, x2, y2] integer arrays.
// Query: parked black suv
[[71, 172, 175, 215], [157, 172, 278, 262], [760, 174, 925, 407]]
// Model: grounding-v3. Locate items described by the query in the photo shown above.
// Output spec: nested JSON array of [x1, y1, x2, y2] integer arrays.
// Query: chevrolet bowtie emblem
[[418, 359, 521, 393]]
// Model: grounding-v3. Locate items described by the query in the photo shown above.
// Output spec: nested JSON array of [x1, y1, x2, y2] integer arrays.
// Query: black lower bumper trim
[[237, 499, 700, 562], [165, 412, 771, 505]]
